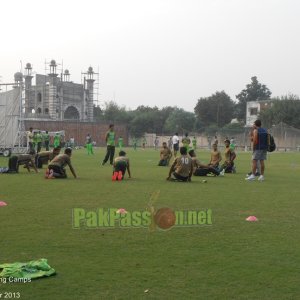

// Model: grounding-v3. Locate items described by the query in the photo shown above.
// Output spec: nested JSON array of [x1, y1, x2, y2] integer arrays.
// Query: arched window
[[64, 106, 80, 120], [37, 107, 42, 114], [45, 108, 49, 114], [37, 92, 42, 102]]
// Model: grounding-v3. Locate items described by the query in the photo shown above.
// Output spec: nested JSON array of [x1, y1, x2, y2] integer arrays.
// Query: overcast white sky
[[0, 0, 299, 111]]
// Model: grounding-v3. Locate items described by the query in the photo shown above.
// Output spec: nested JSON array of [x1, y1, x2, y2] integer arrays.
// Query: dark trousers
[[103, 145, 115, 165], [114, 162, 126, 176], [45, 141, 49, 151], [29, 142, 34, 152], [173, 172, 189, 181], [158, 159, 168, 166], [48, 165, 67, 178], [194, 167, 220, 176], [37, 142, 42, 153]]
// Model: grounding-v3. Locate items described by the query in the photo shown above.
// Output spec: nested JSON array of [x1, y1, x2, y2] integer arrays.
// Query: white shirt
[[172, 135, 179, 145]]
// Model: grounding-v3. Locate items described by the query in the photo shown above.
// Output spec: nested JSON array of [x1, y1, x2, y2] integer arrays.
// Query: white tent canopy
[[0, 87, 21, 149]]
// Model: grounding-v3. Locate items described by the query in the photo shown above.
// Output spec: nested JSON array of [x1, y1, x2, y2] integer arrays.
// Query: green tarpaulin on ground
[[0, 258, 55, 279]]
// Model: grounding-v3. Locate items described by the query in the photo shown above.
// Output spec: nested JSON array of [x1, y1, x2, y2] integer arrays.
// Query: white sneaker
[[258, 175, 264, 181], [245, 174, 256, 181], [219, 169, 225, 176]]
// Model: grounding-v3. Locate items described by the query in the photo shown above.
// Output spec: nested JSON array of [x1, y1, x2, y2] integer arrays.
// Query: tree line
[[93, 76, 300, 137]]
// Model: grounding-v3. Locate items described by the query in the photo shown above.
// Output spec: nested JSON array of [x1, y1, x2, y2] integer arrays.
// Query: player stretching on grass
[[166, 147, 193, 182], [188, 150, 221, 176], [46, 148, 77, 179], [112, 151, 131, 181]]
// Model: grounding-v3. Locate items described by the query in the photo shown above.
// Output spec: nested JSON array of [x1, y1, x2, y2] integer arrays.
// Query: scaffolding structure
[[0, 80, 27, 155], [81, 66, 100, 110]]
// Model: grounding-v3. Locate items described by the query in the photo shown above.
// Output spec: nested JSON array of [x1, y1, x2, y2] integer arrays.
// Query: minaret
[[24, 63, 33, 114], [85, 67, 95, 121], [48, 60, 58, 119], [63, 69, 70, 82]]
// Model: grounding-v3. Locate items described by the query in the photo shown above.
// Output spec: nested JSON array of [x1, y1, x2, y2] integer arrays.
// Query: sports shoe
[[117, 171, 123, 181], [219, 169, 225, 176], [258, 175, 265, 181], [48, 169, 54, 179], [245, 174, 256, 181], [45, 169, 50, 179], [112, 171, 118, 181]]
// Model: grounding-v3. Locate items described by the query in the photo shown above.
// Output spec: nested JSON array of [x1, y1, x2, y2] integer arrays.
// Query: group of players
[[10, 124, 238, 182], [159, 134, 236, 182], [7, 119, 269, 183]]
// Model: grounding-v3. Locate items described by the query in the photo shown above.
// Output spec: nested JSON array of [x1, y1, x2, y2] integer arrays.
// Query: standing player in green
[[43, 131, 50, 151], [118, 136, 124, 150], [54, 133, 61, 148], [102, 124, 116, 165], [142, 136, 147, 150], [36, 131, 42, 153], [133, 137, 137, 151], [182, 133, 191, 151], [192, 136, 197, 150], [86, 133, 94, 155], [33, 132, 38, 152]]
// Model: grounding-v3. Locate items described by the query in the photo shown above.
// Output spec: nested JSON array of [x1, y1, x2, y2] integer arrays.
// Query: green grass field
[[1, 148, 300, 300]]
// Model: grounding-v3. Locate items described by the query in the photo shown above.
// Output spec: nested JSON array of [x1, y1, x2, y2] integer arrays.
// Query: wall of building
[[24, 120, 128, 146]]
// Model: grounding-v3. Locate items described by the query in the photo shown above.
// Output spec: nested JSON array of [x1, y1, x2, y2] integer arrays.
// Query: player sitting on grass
[[188, 150, 221, 176], [46, 148, 77, 179], [158, 142, 172, 166], [112, 151, 131, 181], [166, 147, 193, 182], [35, 147, 61, 168], [218, 139, 236, 174], [208, 143, 222, 169]]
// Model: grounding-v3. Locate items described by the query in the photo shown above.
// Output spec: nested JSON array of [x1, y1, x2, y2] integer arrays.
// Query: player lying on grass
[[35, 147, 61, 168], [112, 151, 131, 181], [166, 147, 193, 182], [46, 148, 77, 179], [158, 142, 172, 166], [188, 150, 221, 176], [218, 139, 236, 174]]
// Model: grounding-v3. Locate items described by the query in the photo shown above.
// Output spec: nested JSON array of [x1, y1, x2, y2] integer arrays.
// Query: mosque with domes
[[15, 60, 96, 121]]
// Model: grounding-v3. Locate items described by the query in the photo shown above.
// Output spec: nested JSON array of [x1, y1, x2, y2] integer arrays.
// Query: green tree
[[236, 76, 272, 121], [93, 105, 103, 121], [259, 97, 300, 128], [102, 101, 132, 123], [194, 91, 235, 127], [164, 108, 196, 134]]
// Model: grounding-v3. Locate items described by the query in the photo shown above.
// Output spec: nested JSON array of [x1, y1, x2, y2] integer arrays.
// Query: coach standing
[[102, 124, 116, 165], [246, 119, 267, 181]]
